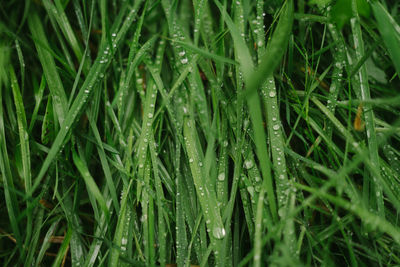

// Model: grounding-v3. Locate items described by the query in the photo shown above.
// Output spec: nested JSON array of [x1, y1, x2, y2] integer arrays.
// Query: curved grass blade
[[371, 1, 400, 77], [28, 12, 68, 125], [30, 5, 143, 198], [351, 0, 384, 216], [72, 149, 110, 221], [0, 56, 22, 254], [183, 116, 225, 240]]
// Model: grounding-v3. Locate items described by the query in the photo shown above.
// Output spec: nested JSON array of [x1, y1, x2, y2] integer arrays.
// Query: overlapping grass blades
[[0, 0, 400, 266]]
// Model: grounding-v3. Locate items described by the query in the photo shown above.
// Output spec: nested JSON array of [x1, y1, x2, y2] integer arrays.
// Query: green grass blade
[[72, 148, 109, 221], [371, 1, 400, 77], [28, 12, 68, 124], [30, 6, 142, 197], [183, 115, 225, 240]]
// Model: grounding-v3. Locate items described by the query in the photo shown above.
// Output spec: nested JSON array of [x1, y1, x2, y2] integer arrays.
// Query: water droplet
[[269, 91, 276, 98], [148, 113, 153, 119], [244, 160, 254, 169], [112, 33, 117, 37], [273, 124, 280, 130], [189, 158, 194, 163], [212, 227, 226, 239], [218, 173, 225, 181], [181, 58, 188, 64]]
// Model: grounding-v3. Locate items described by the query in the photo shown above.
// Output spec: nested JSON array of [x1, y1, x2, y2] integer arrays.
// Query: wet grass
[[1, 0, 400, 266]]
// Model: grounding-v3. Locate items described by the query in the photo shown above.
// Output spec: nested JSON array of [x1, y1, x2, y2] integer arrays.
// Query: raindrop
[[212, 227, 226, 239], [218, 173, 225, 181], [181, 58, 188, 64], [273, 124, 280, 130], [244, 160, 254, 169]]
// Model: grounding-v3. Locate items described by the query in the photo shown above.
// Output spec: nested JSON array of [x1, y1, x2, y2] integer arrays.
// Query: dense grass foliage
[[1, 0, 400, 266]]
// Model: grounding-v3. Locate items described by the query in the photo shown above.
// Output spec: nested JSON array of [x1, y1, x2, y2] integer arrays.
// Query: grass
[[1, 0, 400, 266]]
